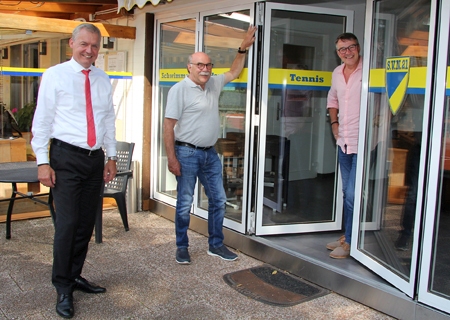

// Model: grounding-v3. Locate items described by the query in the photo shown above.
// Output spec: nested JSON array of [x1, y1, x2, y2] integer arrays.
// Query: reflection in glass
[[157, 19, 196, 198], [198, 11, 251, 223], [359, 0, 430, 280], [262, 10, 345, 226], [10, 45, 24, 116], [429, 53, 450, 299], [23, 43, 40, 105]]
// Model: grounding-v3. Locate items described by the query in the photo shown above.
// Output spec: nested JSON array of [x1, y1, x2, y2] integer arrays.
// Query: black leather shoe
[[74, 277, 106, 294], [56, 293, 74, 319]]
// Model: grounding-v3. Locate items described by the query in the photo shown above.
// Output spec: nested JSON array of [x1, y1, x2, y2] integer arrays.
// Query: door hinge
[[256, 2, 265, 26], [248, 211, 256, 234]]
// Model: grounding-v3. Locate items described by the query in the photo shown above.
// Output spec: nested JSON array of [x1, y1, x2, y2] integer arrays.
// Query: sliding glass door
[[418, 0, 450, 313], [154, 16, 197, 207], [353, 0, 432, 298], [254, 3, 353, 235], [195, 7, 255, 233], [153, 5, 255, 233]]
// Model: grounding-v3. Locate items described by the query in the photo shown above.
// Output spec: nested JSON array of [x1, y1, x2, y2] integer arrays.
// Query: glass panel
[[359, 0, 431, 280], [157, 19, 196, 198], [60, 39, 71, 62], [262, 10, 345, 226], [23, 43, 39, 105], [10, 45, 23, 112], [429, 38, 450, 299], [198, 10, 251, 223]]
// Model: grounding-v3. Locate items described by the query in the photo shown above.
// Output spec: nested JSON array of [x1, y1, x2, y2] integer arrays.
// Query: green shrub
[[16, 102, 36, 132]]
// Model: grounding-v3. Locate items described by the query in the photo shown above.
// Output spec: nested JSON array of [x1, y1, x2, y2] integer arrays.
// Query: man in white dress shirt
[[31, 23, 117, 319]]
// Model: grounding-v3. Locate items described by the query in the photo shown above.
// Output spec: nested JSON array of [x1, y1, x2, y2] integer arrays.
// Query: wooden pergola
[[0, 0, 137, 41]]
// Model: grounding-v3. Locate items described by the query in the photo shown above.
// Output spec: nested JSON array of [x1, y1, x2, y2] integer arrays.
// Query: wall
[[109, 15, 144, 210]]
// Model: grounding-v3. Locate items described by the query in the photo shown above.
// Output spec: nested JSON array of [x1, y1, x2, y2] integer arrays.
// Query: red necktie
[[82, 69, 96, 147]]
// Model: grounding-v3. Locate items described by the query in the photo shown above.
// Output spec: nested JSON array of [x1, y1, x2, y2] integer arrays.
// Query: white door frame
[[418, 0, 450, 313], [255, 2, 353, 235], [351, 0, 437, 298]]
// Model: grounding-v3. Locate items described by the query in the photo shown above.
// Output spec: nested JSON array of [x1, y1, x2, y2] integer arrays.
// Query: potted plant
[[15, 102, 36, 133]]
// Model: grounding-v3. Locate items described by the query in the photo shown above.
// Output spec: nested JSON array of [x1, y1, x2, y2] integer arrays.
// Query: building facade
[[1, 0, 449, 318]]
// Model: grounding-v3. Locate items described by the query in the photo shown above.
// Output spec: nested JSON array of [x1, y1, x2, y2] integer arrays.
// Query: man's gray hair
[[72, 23, 101, 43]]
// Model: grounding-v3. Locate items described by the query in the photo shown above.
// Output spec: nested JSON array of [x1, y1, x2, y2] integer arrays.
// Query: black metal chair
[[102, 141, 135, 232], [48, 141, 135, 243]]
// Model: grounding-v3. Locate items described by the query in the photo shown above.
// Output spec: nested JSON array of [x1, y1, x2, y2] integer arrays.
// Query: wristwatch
[[108, 156, 118, 161], [238, 47, 247, 54]]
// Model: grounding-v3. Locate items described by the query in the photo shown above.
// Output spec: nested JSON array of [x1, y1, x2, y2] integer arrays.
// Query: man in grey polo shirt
[[164, 25, 257, 264]]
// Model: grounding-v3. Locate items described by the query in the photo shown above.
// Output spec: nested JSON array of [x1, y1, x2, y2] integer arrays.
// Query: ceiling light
[[25, 30, 33, 35]]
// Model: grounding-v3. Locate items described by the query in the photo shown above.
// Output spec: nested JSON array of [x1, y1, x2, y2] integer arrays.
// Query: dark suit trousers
[[50, 142, 104, 294]]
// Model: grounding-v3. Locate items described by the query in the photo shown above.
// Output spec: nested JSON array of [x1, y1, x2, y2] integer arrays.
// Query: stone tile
[[0, 210, 394, 320]]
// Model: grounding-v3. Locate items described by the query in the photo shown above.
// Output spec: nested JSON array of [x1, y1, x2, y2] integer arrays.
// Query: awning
[[117, 0, 172, 11]]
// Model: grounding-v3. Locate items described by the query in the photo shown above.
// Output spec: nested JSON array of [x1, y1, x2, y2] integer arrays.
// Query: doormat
[[223, 265, 329, 307]]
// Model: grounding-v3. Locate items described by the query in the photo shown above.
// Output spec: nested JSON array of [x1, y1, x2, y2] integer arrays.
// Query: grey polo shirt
[[165, 74, 225, 147]]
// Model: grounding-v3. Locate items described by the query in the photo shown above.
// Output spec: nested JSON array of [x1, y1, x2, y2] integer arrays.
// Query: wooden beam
[[89, 8, 133, 21], [72, 12, 121, 22], [0, 13, 136, 39], [142, 13, 154, 211], [38, 0, 118, 4], [0, 10, 72, 19], [0, 2, 101, 13]]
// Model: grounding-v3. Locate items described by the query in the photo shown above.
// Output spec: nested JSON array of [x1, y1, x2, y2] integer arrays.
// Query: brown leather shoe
[[326, 235, 345, 250], [329, 242, 350, 259]]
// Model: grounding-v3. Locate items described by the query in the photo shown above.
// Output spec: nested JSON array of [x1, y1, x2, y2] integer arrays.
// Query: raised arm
[[224, 25, 257, 84]]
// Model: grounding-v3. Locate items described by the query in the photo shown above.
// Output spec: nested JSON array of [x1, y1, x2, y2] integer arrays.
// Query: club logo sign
[[386, 57, 410, 115]]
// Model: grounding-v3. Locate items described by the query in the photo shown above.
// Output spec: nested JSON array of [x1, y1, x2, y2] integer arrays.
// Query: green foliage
[[16, 102, 36, 132]]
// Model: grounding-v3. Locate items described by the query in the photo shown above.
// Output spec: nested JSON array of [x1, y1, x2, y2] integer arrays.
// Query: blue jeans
[[338, 147, 357, 245], [175, 145, 226, 249]]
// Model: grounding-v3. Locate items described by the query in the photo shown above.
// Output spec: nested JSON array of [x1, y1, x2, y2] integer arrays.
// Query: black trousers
[[50, 142, 104, 294]]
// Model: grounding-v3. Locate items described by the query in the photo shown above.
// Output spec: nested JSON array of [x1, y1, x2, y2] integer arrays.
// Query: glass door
[[418, 0, 450, 313], [195, 6, 254, 233], [255, 3, 353, 235], [153, 6, 254, 234], [154, 16, 197, 207], [352, 0, 433, 297]]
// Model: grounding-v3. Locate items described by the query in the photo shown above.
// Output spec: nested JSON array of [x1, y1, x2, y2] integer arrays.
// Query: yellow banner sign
[[159, 68, 332, 90]]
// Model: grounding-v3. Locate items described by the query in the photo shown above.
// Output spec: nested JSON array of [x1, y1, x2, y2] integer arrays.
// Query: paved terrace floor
[[0, 209, 394, 319]]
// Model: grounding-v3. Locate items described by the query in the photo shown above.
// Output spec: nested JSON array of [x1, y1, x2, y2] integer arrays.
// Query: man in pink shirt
[[326, 33, 362, 259]]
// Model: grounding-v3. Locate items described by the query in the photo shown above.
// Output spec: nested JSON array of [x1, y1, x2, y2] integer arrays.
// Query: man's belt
[[52, 138, 102, 156], [175, 140, 212, 150]]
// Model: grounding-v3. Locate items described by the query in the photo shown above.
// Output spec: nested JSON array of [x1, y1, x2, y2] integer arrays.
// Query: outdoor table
[[0, 161, 54, 239], [0, 161, 105, 242]]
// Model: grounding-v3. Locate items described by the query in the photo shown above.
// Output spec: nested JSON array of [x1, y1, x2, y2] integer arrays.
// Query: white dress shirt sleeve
[[31, 68, 57, 165]]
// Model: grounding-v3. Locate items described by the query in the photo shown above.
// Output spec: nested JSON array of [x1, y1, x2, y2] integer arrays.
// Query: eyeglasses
[[337, 44, 358, 54], [190, 62, 214, 70]]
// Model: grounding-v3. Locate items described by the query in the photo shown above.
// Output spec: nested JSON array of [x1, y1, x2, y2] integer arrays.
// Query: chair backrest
[[105, 141, 135, 193]]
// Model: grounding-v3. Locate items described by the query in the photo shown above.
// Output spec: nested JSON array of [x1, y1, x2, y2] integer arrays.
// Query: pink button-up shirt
[[327, 58, 363, 154]]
